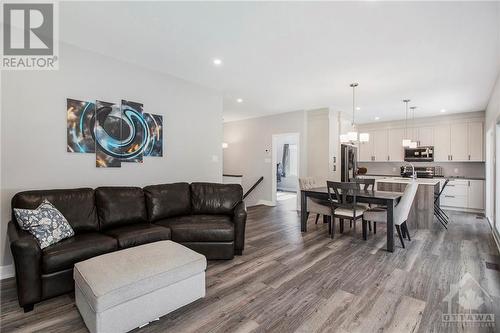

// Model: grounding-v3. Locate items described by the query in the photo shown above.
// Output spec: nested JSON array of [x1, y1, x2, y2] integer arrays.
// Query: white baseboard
[[256, 200, 276, 207], [441, 206, 484, 214], [0, 264, 15, 280], [487, 217, 500, 254]]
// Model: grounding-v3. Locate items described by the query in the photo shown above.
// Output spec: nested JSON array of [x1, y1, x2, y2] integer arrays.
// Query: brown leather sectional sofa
[[8, 182, 246, 312]]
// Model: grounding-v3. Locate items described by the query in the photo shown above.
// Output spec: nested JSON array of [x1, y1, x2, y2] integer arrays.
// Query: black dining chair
[[326, 181, 367, 238], [353, 178, 377, 231], [353, 178, 376, 191], [434, 179, 449, 229]]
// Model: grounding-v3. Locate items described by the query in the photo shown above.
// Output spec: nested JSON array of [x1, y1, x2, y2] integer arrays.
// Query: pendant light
[[347, 83, 359, 142], [409, 106, 418, 148], [402, 99, 411, 147], [341, 83, 370, 143]]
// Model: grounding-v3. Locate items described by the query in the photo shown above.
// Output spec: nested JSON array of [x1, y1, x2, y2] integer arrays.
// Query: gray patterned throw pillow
[[14, 200, 75, 249]]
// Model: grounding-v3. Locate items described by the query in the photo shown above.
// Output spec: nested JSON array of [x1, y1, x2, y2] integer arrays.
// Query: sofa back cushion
[[11, 188, 98, 233], [190, 183, 243, 215], [95, 187, 147, 230], [143, 183, 191, 222]]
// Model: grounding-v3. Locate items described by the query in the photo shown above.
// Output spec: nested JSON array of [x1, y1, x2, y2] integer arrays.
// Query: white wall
[[485, 72, 500, 240], [223, 108, 337, 207], [223, 110, 307, 206], [0, 43, 223, 269], [307, 109, 330, 184]]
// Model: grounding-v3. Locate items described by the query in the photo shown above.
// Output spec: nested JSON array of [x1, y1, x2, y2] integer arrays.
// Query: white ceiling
[[60, 1, 500, 123]]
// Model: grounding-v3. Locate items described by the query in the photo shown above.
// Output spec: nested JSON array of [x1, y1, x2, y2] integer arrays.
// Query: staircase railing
[[243, 176, 264, 200]]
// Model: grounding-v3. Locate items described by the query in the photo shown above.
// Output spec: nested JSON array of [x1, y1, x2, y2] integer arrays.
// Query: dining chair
[[433, 179, 449, 229], [353, 178, 376, 191], [353, 178, 377, 230], [362, 180, 418, 248], [326, 181, 367, 238], [299, 177, 331, 224]]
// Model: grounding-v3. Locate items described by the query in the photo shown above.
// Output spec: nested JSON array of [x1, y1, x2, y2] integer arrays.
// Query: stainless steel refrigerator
[[341, 144, 357, 182]]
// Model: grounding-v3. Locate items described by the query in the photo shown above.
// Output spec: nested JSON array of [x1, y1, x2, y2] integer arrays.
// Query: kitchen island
[[375, 177, 440, 229]]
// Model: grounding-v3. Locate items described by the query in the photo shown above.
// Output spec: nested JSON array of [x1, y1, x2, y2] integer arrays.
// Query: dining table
[[300, 187, 403, 252]]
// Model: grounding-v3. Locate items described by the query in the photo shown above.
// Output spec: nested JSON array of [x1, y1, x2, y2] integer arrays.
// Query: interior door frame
[[271, 132, 300, 206], [495, 122, 500, 236]]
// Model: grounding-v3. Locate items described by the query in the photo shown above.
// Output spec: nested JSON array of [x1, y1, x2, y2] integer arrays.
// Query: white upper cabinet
[[357, 117, 484, 163], [358, 134, 374, 161], [467, 122, 483, 161], [408, 127, 418, 143], [433, 124, 451, 161], [417, 126, 434, 146], [388, 128, 405, 161], [372, 129, 388, 161], [450, 123, 469, 161]]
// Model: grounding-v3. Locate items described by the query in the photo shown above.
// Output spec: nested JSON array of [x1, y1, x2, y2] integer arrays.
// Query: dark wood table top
[[302, 187, 403, 201]]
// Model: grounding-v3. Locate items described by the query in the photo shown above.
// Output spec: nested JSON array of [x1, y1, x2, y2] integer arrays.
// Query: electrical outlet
[[454, 168, 459, 174]]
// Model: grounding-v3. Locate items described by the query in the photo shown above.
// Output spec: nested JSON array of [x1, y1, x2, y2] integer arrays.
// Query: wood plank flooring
[[1, 197, 500, 333]]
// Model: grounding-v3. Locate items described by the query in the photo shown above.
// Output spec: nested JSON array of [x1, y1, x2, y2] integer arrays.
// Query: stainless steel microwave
[[404, 146, 434, 162]]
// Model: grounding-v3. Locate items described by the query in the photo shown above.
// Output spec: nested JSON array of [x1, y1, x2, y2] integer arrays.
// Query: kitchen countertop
[[375, 177, 441, 185], [363, 174, 485, 181], [441, 176, 485, 180]]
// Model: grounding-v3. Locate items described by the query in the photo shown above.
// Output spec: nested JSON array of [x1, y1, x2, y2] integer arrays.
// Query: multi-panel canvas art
[[143, 113, 163, 157], [66, 99, 96, 153], [66, 98, 163, 168]]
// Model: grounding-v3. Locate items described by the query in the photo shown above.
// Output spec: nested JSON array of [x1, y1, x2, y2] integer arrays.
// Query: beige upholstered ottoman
[[74, 241, 206, 333]]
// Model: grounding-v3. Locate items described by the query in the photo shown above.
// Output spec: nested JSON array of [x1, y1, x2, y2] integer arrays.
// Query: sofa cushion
[[143, 183, 191, 222], [104, 224, 171, 249], [42, 233, 117, 274], [12, 188, 98, 233], [155, 215, 234, 242], [190, 183, 243, 215], [14, 199, 75, 249], [95, 187, 148, 230]]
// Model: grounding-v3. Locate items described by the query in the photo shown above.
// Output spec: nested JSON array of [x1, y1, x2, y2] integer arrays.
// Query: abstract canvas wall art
[[143, 113, 163, 157], [66, 98, 164, 168], [67, 99, 96, 153], [95, 100, 123, 168], [120, 100, 146, 163]]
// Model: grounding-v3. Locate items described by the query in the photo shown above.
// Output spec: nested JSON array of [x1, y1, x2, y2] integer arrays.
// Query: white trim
[[272, 132, 300, 206], [0, 264, 15, 280], [256, 200, 276, 207], [488, 217, 500, 254], [441, 206, 484, 214]]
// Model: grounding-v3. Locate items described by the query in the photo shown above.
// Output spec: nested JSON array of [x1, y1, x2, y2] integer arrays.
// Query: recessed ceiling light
[[440, 109, 447, 113], [212, 58, 223, 66], [356, 107, 361, 111], [375, 116, 380, 120], [236, 98, 243, 103]]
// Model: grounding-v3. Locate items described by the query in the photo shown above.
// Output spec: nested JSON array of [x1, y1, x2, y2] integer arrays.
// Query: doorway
[[495, 123, 500, 236], [272, 133, 300, 207]]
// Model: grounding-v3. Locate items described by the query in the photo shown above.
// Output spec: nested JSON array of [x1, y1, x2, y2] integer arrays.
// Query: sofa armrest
[[233, 201, 247, 255], [7, 221, 42, 307]]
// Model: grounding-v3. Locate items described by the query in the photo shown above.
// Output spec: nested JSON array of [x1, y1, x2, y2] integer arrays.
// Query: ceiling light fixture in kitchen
[[341, 83, 369, 143], [402, 99, 411, 147], [409, 106, 418, 148]]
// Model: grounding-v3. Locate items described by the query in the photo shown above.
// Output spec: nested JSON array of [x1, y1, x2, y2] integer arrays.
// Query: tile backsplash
[[358, 162, 485, 179]]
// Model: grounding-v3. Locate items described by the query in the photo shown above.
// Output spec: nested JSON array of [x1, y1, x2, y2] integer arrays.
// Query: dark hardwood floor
[[1, 197, 500, 333]]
